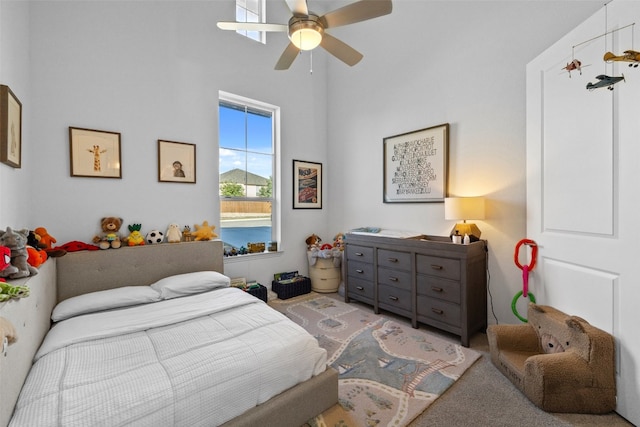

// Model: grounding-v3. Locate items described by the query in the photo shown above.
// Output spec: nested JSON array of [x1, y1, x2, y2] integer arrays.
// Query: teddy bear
[[92, 217, 123, 249], [166, 223, 182, 243], [0, 227, 39, 279], [305, 234, 322, 250]]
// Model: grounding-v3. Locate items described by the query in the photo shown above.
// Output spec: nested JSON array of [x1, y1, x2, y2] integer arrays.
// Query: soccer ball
[[146, 230, 164, 244]]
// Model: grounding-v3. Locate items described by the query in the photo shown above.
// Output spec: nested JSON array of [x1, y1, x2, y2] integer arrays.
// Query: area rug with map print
[[269, 293, 481, 427]]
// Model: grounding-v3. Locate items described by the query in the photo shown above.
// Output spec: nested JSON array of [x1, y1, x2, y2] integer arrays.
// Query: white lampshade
[[290, 28, 322, 50], [444, 197, 485, 238]]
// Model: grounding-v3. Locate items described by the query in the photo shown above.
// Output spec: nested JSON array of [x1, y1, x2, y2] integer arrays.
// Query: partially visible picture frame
[[0, 85, 22, 168], [383, 123, 449, 203], [293, 159, 322, 209], [69, 127, 122, 178], [158, 140, 196, 183]]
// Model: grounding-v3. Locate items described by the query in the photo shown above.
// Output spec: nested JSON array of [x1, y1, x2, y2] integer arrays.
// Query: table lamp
[[444, 197, 485, 239]]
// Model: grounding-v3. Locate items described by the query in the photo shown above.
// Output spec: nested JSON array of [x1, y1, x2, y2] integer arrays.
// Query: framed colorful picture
[[293, 159, 322, 209], [69, 127, 122, 178], [158, 140, 196, 183], [383, 123, 449, 203], [0, 85, 22, 168]]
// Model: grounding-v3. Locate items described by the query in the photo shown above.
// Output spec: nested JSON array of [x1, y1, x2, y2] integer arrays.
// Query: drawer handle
[[388, 296, 399, 301], [356, 269, 364, 274], [431, 287, 443, 292], [356, 286, 364, 291], [431, 264, 443, 270], [431, 308, 444, 315], [389, 277, 399, 282], [388, 257, 398, 263], [355, 252, 364, 257]]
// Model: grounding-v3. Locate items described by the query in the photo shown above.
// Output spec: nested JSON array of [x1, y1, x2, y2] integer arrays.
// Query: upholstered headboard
[[0, 240, 224, 427], [56, 240, 224, 302]]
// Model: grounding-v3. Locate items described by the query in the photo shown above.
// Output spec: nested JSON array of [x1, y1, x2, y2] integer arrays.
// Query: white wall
[[1, 0, 603, 318], [0, 0, 31, 226], [326, 0, 602, 324]]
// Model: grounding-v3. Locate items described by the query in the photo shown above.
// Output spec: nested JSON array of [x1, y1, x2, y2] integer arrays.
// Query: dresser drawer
[[348, 277, 375, 301], [377, 267, 411, 291], [347, 260, 374, 281], [416, 255, 460, 280], [417, 296, 461, 327], [416, 275, 461, 304], [346, 244, 374, 263], [377, 249, 411, 271], [378, 284, 411, 312]]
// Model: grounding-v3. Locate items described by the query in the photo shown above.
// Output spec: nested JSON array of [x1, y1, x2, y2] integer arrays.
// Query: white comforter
[[10, 288, 327, 427]]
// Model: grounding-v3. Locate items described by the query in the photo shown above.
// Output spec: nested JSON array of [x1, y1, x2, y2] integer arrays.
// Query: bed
[[0, 241, 338, 427]]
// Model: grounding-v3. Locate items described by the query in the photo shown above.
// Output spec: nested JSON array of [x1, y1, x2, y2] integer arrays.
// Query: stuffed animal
[[0, 228, 38, 279], [333, 233, 345, 251], [182, 226, 193, 242], [166, 223, 182, 243], [0, 282, 30, 302], [0, 246, 19, 280], [0, 316, 17, 346], [146, 230, 164, 244], [305, 234, 322, 250], [124, 224, 145, 246], [192, 221, 217, 241], [57, 241, 100, 252], [27, 246, 47, 268], [34, 227, 57, 249], [92, 217, 123, 249]]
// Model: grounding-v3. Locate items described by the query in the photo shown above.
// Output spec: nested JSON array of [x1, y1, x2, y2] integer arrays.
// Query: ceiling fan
[[217, 0, 392, 70]]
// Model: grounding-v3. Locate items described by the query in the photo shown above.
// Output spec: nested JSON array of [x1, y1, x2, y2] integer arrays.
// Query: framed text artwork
[[383, 123, 449, 203], [69, 127, 122, 178], [158, 140, 196, 183], [0, 85, 22, 168], [293, 159, 322, 209]]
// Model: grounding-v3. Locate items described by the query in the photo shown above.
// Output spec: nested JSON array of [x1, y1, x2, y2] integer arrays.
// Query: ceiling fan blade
[[320, 33, 363, 66], [321, 0, 392, 28], [217, 22, 287, 32], [285, 0, 308, 17], [275, 43, 301, 70]]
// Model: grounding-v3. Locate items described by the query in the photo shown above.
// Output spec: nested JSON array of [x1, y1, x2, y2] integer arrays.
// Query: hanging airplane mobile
[[562, 59, 590, 77], [604, 50, 640, 67], [586, 74, 625, 91]]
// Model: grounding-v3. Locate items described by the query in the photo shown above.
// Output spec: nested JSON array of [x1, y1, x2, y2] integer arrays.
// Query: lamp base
[[449, 223, 482, 240]]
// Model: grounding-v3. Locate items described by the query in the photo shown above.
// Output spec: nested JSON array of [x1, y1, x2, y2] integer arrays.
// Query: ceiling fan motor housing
[[288, 14, 324, 50]]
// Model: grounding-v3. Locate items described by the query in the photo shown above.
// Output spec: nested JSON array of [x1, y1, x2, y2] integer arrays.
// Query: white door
[[527, 1, 640, 424]]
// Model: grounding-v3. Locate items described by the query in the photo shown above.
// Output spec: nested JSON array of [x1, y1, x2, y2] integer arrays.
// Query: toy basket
[[246, 284, 267, 302], [272, 276, 311, 300]]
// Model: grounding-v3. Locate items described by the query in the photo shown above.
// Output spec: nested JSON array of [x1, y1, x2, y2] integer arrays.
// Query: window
[[235, 0, 265, 43], [218, 91, 279, 253]]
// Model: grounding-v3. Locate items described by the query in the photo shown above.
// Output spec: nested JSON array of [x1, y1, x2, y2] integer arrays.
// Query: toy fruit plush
[[92, 217, 123, 250], [0, 227, 38, 279], [125, 224, 145, 246]]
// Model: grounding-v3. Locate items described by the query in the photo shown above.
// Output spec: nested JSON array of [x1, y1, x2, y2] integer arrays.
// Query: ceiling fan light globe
[[290, 28, 322, 50]]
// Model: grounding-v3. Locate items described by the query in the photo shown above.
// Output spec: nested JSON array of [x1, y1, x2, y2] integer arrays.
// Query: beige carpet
[[270, 293, 480, 427]]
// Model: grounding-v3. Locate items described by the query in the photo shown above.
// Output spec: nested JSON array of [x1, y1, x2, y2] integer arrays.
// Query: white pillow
[[52, 286, 161, 322], [150, 271, 230, 299]]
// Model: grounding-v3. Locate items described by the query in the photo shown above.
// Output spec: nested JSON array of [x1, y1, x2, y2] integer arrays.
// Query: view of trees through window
[[218, 95, 276, 252]]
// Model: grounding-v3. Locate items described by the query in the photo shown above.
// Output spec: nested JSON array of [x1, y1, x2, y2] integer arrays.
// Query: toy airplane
[[562, 59, 587, 77], [603, 50, 640, 67], [586, 74, 625, 91]]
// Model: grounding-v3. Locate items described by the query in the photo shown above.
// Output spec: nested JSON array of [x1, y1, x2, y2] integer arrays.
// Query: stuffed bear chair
[[487, 303, 616, 414]]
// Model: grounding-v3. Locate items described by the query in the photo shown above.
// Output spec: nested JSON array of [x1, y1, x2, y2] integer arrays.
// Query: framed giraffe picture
[[69, 127, 122, 178]]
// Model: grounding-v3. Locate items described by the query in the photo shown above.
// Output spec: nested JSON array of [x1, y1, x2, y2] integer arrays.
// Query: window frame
[[235, 0, 266, 44], [218, 90, 281, 255]]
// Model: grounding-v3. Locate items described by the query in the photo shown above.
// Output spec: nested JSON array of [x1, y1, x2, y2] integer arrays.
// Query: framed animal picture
[[69, 127, 122, 178]]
